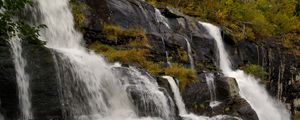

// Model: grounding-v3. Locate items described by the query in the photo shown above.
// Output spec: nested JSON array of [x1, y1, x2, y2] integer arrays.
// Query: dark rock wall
[[0, 38, 19, 120], [22, 40, 63, 120], [228, 39, 300, 114], [82, 0, 299, 117]]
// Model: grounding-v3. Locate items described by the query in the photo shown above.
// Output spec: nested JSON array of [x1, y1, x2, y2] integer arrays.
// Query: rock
[[0, 38, 19, 120], [215, 76, 240, 101], [182, 80, 212, 116], [160, 7, 184, 18], [230, 97, 259, 120], [22, 39, 63, 120]]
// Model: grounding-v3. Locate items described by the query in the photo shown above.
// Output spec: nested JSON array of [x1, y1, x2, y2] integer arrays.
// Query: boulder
[[215, 76, 240, 101]]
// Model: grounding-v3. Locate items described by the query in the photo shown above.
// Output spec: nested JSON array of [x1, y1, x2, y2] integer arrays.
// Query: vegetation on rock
[[0, 0, 41, 41], [147, 0, 300, 56], [70, 0, 87, 31], [89, 24, 196, 90], [240, 64, 268, 83]]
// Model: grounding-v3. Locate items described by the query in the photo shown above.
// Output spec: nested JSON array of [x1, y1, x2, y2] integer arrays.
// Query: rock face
[[225, 39, 300, 115], [0, 38, 19, 120], [82, 0, 299, 117], [22, 40, 63, 120], [0, 0, 298, 119], [182, 73, 258, 119]]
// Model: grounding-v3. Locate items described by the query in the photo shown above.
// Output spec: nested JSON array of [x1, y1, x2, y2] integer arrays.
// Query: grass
[[240, 64, 268, 84], [89, 23, 197, 91], [164, 63, 196, 90], [70, 0, 88, 30]]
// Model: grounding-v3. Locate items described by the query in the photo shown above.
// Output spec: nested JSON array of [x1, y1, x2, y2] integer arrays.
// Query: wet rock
[[160, 7, 184, 18], [0, 38, 19, 120], [22, 39, 63, 120], [215, 76, 240, 101]]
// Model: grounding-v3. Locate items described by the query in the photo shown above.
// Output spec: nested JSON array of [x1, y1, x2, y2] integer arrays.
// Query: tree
[[0, 0, 41, 41]]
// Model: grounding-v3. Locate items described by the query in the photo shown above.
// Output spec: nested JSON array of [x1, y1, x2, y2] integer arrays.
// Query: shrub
[[70, 0, 87, 30], [164, 63, 196, 90], [240, 64, 268, 82]]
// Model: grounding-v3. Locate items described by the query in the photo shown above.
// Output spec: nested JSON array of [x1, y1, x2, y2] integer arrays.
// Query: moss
[[240, 64, 268, 83], [70, 0, 87, 30], [102, 24, 150, 47], [282, 33, 300, 57], [164, 63, 196, 90], [90, 23, 197, 91], [177, 48, 189, 63]]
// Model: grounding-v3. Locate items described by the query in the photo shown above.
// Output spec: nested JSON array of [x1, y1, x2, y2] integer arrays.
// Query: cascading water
[[183, 38, 195, 70], [199, 21, 291, 120], [161, 38, 171, 65], [9, 36, 33, 120], [205, 73, 221, 108], [163, 76, 241, 120], [155, 8, 170, 29], [33, 0, 174, 120], [116, 68, 176, 120], [162, 76, 187, 115]]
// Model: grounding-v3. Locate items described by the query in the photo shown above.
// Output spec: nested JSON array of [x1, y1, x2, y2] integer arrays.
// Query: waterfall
[[161, 38, 171, 65], [205, 73, 221, 108], [199, 21, 291, 120], [33, 0, 174, 119], [155, 8, 170, 29], [9, 36, 33, 120], [162, 76, 187, 115], [183, 38, 195, 70], [163, 76, 241, 120]]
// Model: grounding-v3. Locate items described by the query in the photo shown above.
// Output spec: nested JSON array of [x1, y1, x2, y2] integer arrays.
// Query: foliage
[[177, 47, 189, 63], [102, 24, 150, 48], [240, 64, 268, 82], [89, 24, 197, 90], [70, 0, 87, 30], [146, 0, 300, 44], [164, 63, 196, 90], [0, 0, 40, 41]]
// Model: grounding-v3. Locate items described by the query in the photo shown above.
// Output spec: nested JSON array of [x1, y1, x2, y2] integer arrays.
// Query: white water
[[161, 38, 171, 65], [205, 73, 221, 108], [155, 8, 170, 29], [184, 38, 195, 70], [9, 36, 33, 120], [163, 76, 241, 120], [162, 76, 187, 115], [200, 21, 291, 120], [34, 0, 174, 119]]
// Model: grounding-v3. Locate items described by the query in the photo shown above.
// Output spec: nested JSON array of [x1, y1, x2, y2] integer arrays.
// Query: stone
[[215, 76, 240, 101]]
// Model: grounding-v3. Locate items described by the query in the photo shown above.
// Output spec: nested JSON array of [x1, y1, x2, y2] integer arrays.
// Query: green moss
[[70, 0, 87, 30], [102, 24, 150, 47], [240, 64, 268, 83], [164, 63, 196, 90], [177, 48, 189, 63]]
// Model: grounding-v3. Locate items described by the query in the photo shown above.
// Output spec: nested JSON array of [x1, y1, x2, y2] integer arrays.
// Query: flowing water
[[163, 76, 241, 120], [161, 37, 171, 65], [9, 36, 33, 120], [162, 76, 187, 115], [183, 38, 195, 70], [205, 73, 221, 108], [199, 21, 291, 120], [34, 0, 174, 119], [155, 8, 170, 29]]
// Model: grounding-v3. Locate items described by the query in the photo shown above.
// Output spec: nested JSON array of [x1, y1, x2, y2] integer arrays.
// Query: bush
[[164, 63, 196, 90], [240, 64, 268, 83], [70, 0, 87, 30]]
